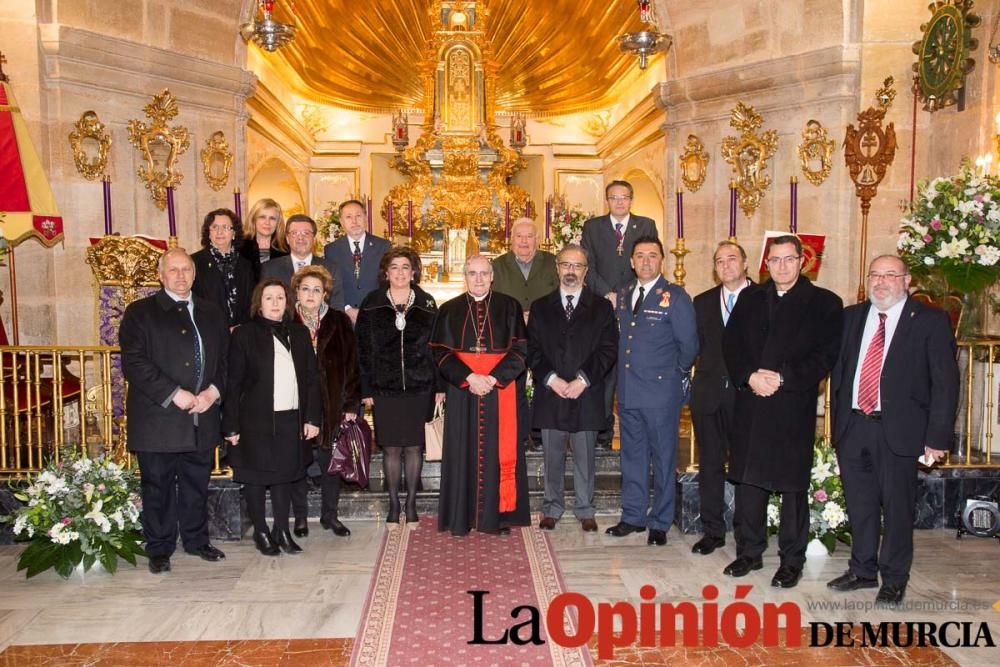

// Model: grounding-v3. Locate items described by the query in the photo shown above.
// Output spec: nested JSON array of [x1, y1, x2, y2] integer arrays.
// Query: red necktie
[[857, 313, 887, 414]]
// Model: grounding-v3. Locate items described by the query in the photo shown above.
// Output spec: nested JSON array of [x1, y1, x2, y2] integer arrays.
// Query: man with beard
[[722, 235, 842, 588], [431, 255, 531, 535], [827, 255, 957, 606]]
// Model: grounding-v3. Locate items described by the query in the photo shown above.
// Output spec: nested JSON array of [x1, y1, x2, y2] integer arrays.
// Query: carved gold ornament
[[85, 235, 163, 306], [200, 131, 233, 191], [797, 120, 835, 186], [912, 0, 981, 112], [68, 111, 112, 181], [844, 78, 898, 215], [678, 134, 709, 193], [126, 89, 190, 210], [720, 102, 778, 218]]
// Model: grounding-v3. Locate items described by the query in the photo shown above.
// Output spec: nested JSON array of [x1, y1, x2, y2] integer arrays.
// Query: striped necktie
[[857, 313, 887, 414]]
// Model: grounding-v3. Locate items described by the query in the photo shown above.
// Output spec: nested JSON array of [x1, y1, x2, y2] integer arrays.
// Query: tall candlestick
[[366, 195, 373, 234], [505, 201, 511, 238], [387, 201, 394, 238], [728, 184, 737, 238], [675, 189, 684, 238], [524, 200, 531, 219], [790, 177, 798, 233], [166, 186, 177, 237], [102, 176, 113, 235], [407, 199, 413, 236], [233, 187, 242, 222], [544, 199, 551, 240]]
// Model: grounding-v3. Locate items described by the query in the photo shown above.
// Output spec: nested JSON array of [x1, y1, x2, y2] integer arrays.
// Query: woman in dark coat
[[356, 246, 442, 525], [223, 279, 321, 556], [240, 198, 289, 282], [191, 208, 255, 328], [290, 265, 361, 537]]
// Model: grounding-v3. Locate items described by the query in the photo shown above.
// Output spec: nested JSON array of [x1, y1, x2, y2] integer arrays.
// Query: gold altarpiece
[[385, 1, 530, 278]]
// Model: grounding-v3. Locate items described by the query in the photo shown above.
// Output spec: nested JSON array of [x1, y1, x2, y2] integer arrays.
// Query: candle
[[505, 201, 511, 238], [407, 199, 413, 236], [166, 186, 177, 237], [102, 176, 113, 235], [524, 200, 531, 219], [387, 201, 394, 237], [790, 177, 798, 234], [544, 199, 551, 240], [233, 187, 242, 222], [728, 184, 737, 238], [366, 195, 373, 234], [676, 189, 684, 238]]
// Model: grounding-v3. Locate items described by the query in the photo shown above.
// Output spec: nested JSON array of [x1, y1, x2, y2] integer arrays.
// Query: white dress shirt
[[720, 280, 751, 322], [851, 298, 906, 411], [631, 276, 660, 311]]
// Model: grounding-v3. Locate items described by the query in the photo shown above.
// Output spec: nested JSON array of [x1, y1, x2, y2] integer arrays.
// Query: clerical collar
[[774, 279, 798, 297], [469, 291, 490, 302]]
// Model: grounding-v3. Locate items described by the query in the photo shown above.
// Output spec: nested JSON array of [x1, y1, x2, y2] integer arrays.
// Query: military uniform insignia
[[659, 291, 671, 308]]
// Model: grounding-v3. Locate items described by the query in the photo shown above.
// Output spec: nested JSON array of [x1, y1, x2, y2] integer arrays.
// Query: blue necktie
[[724, 292, 736, 326]]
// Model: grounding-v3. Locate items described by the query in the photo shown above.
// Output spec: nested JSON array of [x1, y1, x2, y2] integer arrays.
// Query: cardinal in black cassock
[[430, 256, 531, 536]]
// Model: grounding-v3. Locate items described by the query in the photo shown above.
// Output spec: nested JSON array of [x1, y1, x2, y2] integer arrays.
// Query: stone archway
[[248, 156, 307, 218]]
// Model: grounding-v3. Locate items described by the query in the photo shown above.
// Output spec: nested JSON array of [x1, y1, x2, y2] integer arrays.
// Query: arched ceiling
[[264, 0, 659, 115]]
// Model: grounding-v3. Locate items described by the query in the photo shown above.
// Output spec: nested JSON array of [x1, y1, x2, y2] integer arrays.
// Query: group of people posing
[[121, 182, 959, 611]]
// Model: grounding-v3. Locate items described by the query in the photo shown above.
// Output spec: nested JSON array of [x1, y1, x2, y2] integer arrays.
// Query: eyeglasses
[[558, 262, 587, 270], [607, 195, 632, 202], [766, 255, 801, 266], [287, 230, 315, 238], [868, 272, 907, 282], [209, 225, 233, 233]]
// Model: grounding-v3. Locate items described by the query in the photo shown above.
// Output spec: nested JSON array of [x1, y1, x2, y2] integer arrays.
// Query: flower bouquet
[[317, 200, 344, 246], [898, 161, 1000, 297], [3, 454, 145, 578], [550, 204, 590, 249], [768, 439, 851, 554]]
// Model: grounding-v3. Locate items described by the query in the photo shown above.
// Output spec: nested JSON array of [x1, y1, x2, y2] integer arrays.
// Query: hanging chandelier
[[239, 1, 297, 53], [618, 0, 671, 70]]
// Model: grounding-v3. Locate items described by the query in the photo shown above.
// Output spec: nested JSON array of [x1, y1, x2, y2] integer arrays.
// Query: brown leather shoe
[[580, 518, 598, 532], [538, 516, 557, 530]]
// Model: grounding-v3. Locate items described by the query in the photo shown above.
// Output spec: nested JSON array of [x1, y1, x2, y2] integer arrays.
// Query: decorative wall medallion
[[68, 111, 112, 181], [912, 0, 981, 112], [844, 77, 898, 215], [797, 120, 835, 186], [720, 102, 778, 217], [126, 89, 190, 210], [200, 131, 233, 191], [678, 134, 709, 192]]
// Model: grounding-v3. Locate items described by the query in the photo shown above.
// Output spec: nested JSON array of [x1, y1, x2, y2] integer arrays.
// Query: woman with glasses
[[191, 208, 255, 328], [240, 198, 289, 282]]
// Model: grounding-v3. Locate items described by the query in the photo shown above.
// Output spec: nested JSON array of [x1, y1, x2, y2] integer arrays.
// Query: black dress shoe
[[326, 519, 351, 537], [771, 564, 803, 588], [253, 530, 281, 556], [875, 583, 906, 607], [605, 521, 646, 537], [148, 555, 171, 574], [691, 536, 725, 555], [723, 556, 763, 577], [827, 571, 878, 591], [185, 543, 226, 562], [647, 529, 667, 546], [272, 528, 303, 554], [497, 527, 511, 536], [293, 517, 309, 538]]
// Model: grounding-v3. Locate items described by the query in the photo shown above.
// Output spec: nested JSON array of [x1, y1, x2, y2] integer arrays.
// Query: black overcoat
[[239, 237, 288, 283], [190, 247, 255, 327], [722, 277, 843, 492], [527, 287, 618, 432], [222, 317, 322, 474], [120, 290, 228, 453]]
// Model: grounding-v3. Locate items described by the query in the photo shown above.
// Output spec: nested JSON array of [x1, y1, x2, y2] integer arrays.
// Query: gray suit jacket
[[261, 254, 345, 311], [580, 213, 658, 296]]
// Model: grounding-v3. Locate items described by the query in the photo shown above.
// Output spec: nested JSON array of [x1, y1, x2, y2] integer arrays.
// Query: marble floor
[[0, 521, 997, 665]]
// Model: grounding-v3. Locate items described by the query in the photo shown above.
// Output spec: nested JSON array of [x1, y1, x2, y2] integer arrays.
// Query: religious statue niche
[[200, 131, 233, 191], [797, 120, 835, 186], [126, 89, 190, 210], [68, 110, 112, 181], [721, 102, 778, 218], [678, 134, 709, 193]]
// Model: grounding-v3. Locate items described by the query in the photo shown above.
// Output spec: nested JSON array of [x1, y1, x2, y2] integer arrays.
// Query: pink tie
[[857, 313, 887, 414]]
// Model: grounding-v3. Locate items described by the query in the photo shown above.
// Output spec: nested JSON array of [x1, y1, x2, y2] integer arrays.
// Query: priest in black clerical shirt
[[430, 255, 531, 536]]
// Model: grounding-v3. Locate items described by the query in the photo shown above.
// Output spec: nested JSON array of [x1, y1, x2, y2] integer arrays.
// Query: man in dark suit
[[323, 200, 389, 325], [605, 236, 698, 546], [492, 218, 559, 318], [723, 235, 843, 588], [581, 180, 659, 446], [119, 248, 229, 574], [827, 255, 958, 606], [262, 214, 345, 310], [527, 245, 618, 532], [690, 241, 754, 556]]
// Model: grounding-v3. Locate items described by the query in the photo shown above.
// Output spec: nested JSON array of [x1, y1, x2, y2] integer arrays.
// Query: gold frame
[[126, 89, 190, 210], [797, 120, 835, 186], [721, 102, 778, 218], [200, 131, 233, 191], [68, 111, 112, 181], [678, 134, 709, 193]]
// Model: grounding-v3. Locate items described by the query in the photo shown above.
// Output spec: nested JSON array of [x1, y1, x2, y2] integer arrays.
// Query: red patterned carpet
[[351, 516, 592, 666]]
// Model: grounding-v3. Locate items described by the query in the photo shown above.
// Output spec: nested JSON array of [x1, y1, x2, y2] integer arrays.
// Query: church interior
[[1, 0, 1000, 664]]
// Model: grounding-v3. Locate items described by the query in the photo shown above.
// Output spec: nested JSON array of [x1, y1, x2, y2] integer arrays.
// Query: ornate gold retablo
[[126, 89, 190, 210]]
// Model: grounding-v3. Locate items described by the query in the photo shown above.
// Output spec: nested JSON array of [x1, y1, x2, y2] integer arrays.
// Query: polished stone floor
[[0, 521, 997, 665]]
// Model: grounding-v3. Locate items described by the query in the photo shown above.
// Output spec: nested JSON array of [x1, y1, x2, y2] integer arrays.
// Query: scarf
[[209, 245, 238, 324], [296, 302, 328, 352], [256, 314, 291, 351]]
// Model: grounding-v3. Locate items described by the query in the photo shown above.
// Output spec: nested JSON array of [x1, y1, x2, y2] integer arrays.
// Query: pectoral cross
[[471, 340, 486, 355], [617, 242, 624, 256]]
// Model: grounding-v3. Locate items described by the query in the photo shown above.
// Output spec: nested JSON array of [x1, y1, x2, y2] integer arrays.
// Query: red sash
[[456, 351, 518, 512]]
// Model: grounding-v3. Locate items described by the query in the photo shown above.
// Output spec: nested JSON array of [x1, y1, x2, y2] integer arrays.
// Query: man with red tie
[[827, 255, 958, 606]]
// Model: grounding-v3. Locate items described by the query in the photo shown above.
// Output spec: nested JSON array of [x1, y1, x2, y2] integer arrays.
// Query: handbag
[[424, 402, 445, 461], [328, 417, 373, 488]]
